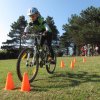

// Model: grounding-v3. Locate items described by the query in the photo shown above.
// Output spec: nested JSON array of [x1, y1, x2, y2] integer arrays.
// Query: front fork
[[26, 47, 37, 67]]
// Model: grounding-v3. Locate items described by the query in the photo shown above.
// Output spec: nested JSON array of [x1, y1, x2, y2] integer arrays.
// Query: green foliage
[[46, 16, 59, 40], [1, 16, 27, 50], [0, 50, 19, 59], [61, 6, 100, 49]]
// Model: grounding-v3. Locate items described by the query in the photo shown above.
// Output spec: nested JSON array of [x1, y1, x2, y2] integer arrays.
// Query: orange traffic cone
[[70, 61, 74, 69], [60, 60, 65, 68], [83, 57, 86, 63], [5, 72, 15, 90], [21, 72, 31, 92], [73, 58, 76, 63]]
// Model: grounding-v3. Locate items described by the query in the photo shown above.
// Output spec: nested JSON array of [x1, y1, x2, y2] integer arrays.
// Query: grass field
[[0, 56, 100, 100]]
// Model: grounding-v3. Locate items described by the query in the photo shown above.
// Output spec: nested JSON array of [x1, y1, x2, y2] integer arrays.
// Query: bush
[[56, 50, 63, 57], [0, 50, 19, 59]]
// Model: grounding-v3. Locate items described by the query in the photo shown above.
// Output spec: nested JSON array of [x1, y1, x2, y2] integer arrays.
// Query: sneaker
[[50, 59, 55, 64], [48, 57, 55, 64]]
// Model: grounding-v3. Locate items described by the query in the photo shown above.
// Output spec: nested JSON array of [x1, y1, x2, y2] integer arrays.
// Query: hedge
[[0, 50, 19, 60]]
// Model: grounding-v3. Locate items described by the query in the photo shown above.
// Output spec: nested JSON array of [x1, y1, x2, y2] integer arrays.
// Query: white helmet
[[27, 7, 39, 16]]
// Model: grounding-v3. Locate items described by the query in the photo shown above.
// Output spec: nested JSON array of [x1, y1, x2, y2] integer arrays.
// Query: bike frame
[[25, 34, 47, 67], [17, 33, 56, 82]]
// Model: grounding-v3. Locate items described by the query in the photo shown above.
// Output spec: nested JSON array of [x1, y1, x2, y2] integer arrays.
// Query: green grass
[[0, 56, 100, 100]]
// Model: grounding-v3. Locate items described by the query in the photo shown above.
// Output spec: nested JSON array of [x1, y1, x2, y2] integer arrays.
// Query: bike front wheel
[[16, 48, 39, 83]]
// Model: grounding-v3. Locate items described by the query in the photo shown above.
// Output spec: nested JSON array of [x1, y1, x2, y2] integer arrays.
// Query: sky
[[0, 0, 100, 48]]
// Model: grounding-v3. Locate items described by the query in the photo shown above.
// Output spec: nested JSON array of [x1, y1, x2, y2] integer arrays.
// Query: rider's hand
[[22, 32, 26, 36], [22, 32, 28, 38]]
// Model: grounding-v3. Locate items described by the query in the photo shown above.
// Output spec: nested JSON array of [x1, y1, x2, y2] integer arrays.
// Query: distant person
[[94, 45, 99, 56], [81, 46, 85, 56], [84, 45, 87, 56], [87, 44, 92, 56], [68, 46, 73, 56]]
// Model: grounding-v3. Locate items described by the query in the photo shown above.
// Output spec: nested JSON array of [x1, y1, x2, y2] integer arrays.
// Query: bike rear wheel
[[16, 48, 39, 83], [46, 53, 56, 74]]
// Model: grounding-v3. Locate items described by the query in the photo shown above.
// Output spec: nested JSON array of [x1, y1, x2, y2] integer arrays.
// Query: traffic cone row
[[4, 72, 30, 92], [60, 60, 65, 68], [60, 57, 86, 69], [60, 58, 76, 69], [5, 57, 86, 92]]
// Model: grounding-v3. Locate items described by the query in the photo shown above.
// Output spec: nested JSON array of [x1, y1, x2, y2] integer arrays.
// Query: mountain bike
[[16, 33, 56, 83]]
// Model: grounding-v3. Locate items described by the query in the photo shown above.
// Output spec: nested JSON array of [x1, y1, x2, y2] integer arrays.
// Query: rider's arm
[[38, 16, 52, 32], [44, 23, 51, 32], [24, 22, 33, 33], [24, 24, 30, 33]]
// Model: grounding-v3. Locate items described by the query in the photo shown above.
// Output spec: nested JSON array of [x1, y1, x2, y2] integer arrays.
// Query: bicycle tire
[[46, 53, 56, 74], [16, 48, 39, 83]]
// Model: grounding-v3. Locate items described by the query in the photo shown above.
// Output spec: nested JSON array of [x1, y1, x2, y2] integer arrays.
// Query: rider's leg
[[40, 32, 55, 62], [40, 35, 45, 47], [46, 32, 54, 59]]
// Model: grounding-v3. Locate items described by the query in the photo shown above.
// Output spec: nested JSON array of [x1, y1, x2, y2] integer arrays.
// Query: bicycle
[[16, 33, 56, 83]]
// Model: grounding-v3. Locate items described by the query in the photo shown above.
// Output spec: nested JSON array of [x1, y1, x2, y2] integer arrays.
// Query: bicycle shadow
[[31, 71, 100, 92], [49, 71, 100, 86]]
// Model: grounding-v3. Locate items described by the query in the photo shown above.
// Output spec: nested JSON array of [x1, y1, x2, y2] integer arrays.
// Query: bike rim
[[20, 50, 38, 81], [46, 55, 56, 72]]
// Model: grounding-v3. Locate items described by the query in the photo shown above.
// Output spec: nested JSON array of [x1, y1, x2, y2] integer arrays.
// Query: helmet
[[27, 7, 39, 16]]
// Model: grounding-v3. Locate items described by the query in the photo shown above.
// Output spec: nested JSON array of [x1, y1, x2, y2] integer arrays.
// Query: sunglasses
[[29, 14, 37, 18]]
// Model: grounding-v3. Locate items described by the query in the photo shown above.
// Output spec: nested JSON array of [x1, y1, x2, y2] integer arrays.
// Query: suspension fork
[[32, 46, 37, 64], [26, 50, 31, 67]]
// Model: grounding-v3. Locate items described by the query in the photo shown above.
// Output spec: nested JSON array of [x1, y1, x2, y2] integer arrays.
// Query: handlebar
[[21, 33, 44, 39], [26, 33, 43, 37]]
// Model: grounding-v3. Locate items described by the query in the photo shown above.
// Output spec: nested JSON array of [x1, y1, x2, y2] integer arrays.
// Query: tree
[[80, 6, 100, 44], [61, 6, 100, 55], [1, 16, 27, 50], [46, 16, 59, 41]]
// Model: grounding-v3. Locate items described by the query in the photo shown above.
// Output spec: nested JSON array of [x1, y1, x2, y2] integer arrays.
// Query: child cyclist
[[24, 7, 55, 63]]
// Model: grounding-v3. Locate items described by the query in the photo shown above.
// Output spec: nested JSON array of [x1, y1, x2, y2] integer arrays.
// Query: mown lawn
[[0, 56, 100, 100]]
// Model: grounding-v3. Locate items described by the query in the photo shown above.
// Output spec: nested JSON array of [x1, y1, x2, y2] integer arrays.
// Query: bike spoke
[[17, 48, 39, 82]]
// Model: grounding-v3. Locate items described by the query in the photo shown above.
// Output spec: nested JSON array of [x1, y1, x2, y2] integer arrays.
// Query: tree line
[[60, 6, 100, 55]]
